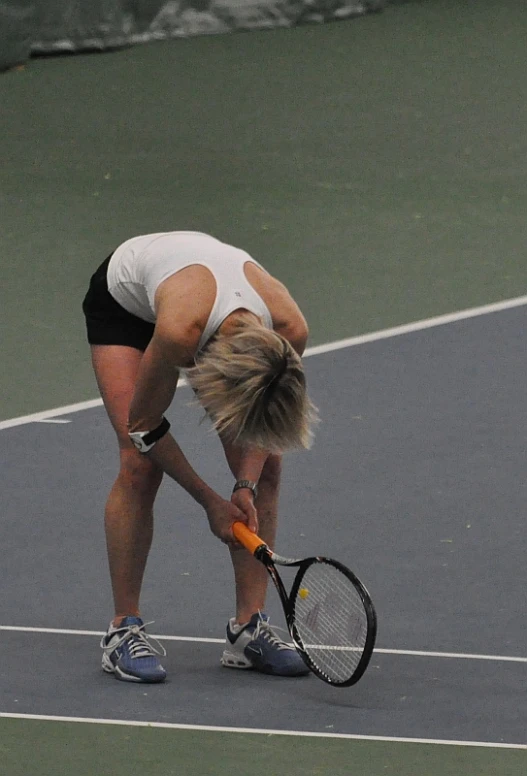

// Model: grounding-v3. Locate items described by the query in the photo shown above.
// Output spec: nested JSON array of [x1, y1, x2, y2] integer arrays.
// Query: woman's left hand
[[231, 489, 258, 534]]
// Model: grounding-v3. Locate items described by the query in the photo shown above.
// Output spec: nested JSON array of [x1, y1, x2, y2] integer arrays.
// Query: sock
[[112, 612, 140, 628], [230, 618, 249, 634]]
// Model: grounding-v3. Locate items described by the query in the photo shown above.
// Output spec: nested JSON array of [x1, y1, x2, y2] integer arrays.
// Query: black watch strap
[[232, 480, 258, 499]]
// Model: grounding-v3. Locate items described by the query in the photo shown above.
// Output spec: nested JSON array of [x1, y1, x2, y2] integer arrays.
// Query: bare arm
[[226, 315, 309, 526], [127, 331, 246, 541], [273, 303, 309, 357], [231, 447, 269, 483], [127, 334, 217, 507]]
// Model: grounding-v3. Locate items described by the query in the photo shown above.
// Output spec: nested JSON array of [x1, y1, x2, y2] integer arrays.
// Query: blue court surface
[[1, 303, 526, 754]]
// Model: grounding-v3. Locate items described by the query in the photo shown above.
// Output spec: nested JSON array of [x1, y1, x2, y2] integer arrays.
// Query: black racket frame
[[253, 544, 377, 687]]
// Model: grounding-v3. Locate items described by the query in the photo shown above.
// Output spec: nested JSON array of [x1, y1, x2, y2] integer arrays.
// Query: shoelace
[[101, 621, 167, 660], [251, 617, 293, 651]]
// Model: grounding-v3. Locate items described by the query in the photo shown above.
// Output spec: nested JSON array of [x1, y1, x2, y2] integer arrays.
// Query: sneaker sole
[[221, 649, 254, 669], [221, 649, 310, 676]]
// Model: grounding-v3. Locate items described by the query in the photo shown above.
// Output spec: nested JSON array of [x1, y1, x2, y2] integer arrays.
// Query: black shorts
[[82, 254, 155, 351]]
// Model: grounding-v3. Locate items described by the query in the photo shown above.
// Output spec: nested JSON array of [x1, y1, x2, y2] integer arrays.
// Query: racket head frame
[[288, 555, 377, 687], [253, 544, 377, 687]]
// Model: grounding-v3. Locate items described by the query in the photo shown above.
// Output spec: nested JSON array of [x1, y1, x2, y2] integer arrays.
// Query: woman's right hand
[[205, 496, 246, 546]]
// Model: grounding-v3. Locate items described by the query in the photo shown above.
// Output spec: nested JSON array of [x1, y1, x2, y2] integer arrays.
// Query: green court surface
[[1, 1, 526, 774], [1, 0, 527, 420], [1, 719, 525, 776]]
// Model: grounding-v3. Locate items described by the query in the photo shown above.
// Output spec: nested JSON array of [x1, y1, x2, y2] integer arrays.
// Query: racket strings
[[293, 562, 369, 683]]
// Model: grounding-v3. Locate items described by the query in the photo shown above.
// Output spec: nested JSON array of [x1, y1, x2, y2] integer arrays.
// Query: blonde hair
[[186, 321, 318, 453]]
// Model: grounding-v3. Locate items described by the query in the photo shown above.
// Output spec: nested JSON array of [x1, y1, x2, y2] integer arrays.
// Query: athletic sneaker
[[100, 616, 167, 683], [221, 612, 310, 676]]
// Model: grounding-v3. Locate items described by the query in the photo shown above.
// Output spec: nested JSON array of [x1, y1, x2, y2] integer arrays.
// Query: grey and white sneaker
[[221, 612, 309, 677]]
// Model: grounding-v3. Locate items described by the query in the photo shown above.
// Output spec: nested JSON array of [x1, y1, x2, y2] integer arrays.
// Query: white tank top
[[107, 231, 273, 351]]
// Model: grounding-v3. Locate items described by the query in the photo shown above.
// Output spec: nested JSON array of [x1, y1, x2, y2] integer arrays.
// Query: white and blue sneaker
[[101, 616, 167, 683], [221, 612, 310, 677]]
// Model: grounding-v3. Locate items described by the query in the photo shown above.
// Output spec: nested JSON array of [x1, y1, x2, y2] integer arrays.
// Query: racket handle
[[232, 522, 267, 555]]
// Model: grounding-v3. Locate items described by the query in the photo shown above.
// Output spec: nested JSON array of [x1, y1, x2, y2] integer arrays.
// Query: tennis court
[[1, 1, 526, 774]]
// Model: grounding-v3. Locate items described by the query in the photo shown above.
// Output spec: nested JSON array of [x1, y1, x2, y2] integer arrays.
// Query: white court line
[[35, 419, 72, 424], [304, 293, 527, 357], [1, 626, 525, 664], [0, 713, 525, 749], [0, 398, 104, 430], [1, 294, 527, 432]]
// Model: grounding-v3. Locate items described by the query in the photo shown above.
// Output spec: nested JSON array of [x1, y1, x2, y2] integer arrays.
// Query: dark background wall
[[1, 0, 386, 71]]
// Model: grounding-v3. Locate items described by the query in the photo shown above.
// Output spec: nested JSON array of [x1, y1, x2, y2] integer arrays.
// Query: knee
[[259, 454, 282, 490], [118, 450, 163, 495]]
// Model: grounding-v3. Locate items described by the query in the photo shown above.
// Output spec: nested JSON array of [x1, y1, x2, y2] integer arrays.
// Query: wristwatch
[[232, 480, 258, 499]]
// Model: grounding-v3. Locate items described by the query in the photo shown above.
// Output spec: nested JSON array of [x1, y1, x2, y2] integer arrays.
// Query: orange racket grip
[[232, 522, 268, 555]]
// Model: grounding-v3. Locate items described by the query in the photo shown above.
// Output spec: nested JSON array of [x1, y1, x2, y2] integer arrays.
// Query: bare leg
[[105, 452, 163, 622], [222, 445, 282, 623], [90, 345, 163, 624]]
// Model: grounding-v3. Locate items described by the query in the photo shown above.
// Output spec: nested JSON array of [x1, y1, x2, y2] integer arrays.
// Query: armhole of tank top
[[242, 259, 274, 327]]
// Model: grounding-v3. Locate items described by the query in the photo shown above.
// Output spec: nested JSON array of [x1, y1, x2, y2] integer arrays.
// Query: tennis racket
[[232, 522, 377, 687]]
